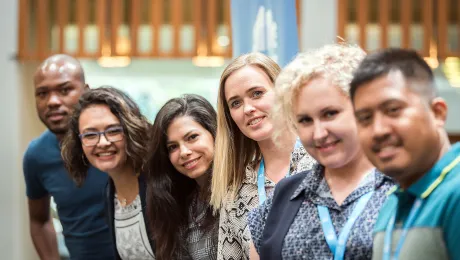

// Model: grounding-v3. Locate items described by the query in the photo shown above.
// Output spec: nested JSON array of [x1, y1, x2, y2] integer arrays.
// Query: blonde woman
[[210, 53, 316, 260], [247, 44, 395, 260]]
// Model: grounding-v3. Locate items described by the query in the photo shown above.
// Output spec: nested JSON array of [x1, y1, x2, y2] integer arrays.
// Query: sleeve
[[23, 147, 48, 199], [247, 194, 274, 254], [216, 197, 243, 260], [216, 206, 227, 260], [444, 186, 460, 260]]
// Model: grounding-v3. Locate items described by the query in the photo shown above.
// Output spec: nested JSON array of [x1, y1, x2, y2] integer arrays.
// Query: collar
[[290, 165, 391, 201], [290, 164, 324, 200], [244, 143, 312, 184], [394, 142, 460, 199]]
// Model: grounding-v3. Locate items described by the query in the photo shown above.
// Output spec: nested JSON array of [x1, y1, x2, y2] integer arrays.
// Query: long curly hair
[[145, 94, 218, 260], [61, 86, 150, 185]]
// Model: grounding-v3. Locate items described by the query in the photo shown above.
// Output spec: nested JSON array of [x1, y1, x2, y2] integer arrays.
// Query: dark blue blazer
[[104, 176, 155, 260], [260, 171, 308, 260]]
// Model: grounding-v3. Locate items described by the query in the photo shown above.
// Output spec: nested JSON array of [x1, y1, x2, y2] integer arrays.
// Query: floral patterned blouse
[[216, 144, 316, 260], [114, 194, 155, 260]]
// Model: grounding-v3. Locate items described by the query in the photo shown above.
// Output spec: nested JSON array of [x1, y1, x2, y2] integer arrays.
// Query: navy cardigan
[[104, 176, 155, 260]]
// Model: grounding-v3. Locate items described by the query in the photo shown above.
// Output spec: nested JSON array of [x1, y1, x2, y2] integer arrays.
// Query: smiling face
[[294, 77, 362, 169], [166, 116, 214, 183], [353, 71, 446, 185], [79, 104, 129, 175], [224, 65, 276, 142]]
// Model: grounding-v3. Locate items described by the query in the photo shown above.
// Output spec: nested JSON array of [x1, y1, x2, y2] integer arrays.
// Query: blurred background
[[1, 0, 460, 259]]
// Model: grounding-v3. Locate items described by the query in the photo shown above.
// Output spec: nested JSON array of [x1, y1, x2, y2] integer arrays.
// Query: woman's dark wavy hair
[[145, 94, 218, 260], [61, 86, 150, 185]]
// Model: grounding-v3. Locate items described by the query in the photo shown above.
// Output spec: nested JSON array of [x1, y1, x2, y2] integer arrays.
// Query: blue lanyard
[[257, 158, 268, 206], [257, 140, 302, 205], [317, 191, 374, 260], [382, 198, 423, 260]]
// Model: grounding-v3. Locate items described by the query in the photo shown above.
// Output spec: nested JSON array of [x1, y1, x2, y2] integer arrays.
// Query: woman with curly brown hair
[[61, 87, 154, 260]]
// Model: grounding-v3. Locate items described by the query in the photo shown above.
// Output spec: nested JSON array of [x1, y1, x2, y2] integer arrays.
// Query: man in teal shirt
[[349, 48, 460, 260]]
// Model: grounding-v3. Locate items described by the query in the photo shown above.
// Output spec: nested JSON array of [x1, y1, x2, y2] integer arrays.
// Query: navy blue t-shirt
[[23, 130, 114, 260]]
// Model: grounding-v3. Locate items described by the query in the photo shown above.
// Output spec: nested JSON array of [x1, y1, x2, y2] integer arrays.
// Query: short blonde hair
[[210, 53, 281, 211], [272, 44, 366, 139]]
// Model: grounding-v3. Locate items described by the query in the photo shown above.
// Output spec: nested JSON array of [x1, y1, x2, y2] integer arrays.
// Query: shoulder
[[104, 179, 114, 208], [222, 181, 258, 214], [28, 130, 55, 150], [219, 181, 259, 235], [24, 131, 56, 162], [438, 170, 460, 213], [265, 170, 310, 210], [276, 170, 309, 193], [421, 165, 460, 216], [374, 169, 396, 192], [105, 178, 114, 196], [291, 144, 317, 174], [247, 194, 274, 252], [373, 194, 398, 233], [243, 161, 258, 184], [24, 131, 56, 167]]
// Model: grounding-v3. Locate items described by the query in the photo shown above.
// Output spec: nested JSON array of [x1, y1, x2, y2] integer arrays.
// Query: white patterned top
[[115, 194, 155, 260]]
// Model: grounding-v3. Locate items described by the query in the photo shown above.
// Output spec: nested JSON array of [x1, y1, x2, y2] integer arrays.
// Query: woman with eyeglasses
[[61, 87, 154, 260]]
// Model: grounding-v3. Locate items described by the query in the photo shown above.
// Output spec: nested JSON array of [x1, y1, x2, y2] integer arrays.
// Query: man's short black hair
[[349, 48, 436, 101]]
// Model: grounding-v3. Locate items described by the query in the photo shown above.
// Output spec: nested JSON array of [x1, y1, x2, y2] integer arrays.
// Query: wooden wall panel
[[401, 0, 412, 48], [337, 0, 348, 39], [207, 0, 217, 56], [151, 0, 162, 56], [193, 0, 202, 56], [18, 0, 29, 59], [379, 0, 390, 49], [422, 0, 433, 56], [224, 0, 232, 57], [57, 0, 69, 54], [17, 0, 456, 60], [437, 0, 448, 58], [37, 0, 49, 59], [77, 0, 88, 56], [97, 0, 106, 56], [357, 0, 368, 49], [131, 0, 141, 56], [171, 0, 182, 57]]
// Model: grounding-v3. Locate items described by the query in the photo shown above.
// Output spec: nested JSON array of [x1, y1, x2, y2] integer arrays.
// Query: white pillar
[[0, 1, 41, 259], [300, 0, 338, 51]]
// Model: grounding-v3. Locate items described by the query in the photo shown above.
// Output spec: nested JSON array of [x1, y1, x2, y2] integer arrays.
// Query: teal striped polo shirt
[[372, 142, 460, 260]]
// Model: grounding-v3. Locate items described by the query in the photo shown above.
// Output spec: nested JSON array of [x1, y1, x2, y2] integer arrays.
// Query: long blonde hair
[[210, 53, 281, 211]]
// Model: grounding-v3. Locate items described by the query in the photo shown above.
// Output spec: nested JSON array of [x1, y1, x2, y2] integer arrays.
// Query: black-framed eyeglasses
[[79, 126, 124, 147]]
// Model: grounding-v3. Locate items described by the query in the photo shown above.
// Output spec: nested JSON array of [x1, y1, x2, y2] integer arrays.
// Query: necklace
[[119, 198, 127, 207], [116, 173, 140, 208]]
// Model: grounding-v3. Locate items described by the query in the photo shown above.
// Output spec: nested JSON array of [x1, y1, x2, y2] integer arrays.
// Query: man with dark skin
[[24, 54, 114, 260], [33, 54, 87, 139]]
